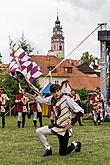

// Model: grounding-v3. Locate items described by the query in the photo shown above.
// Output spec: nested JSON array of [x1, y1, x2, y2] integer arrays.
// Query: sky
[[0, 0, 110, 64]]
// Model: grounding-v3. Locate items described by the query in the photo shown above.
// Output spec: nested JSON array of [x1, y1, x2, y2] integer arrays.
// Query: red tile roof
[[0, 64, 8, 68], [0, 64, 9, 74], [2, 55, 100, 91], [32, 55, 100, 91], [32, 55, 71, 77], [32, 55, 83, 76], [69, 76, 100, 91]]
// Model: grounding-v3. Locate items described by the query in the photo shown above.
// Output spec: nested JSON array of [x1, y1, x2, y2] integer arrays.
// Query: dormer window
[[48, 65, 56, 73], [64, 67, 72, 73]]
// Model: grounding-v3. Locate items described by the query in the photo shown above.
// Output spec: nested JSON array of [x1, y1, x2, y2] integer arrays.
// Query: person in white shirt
[[36, 84, 84, 156]]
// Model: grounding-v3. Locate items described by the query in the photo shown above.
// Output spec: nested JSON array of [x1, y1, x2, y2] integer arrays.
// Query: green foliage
[[0, 52, 2, 63], [19, 34, 34, 54], [16, 73, 41, 92], [80, 51, 99, 65], [80, 51, 90, 65], [0, 74, 19, 106], [0, 73, 41, 106], [76, 88, 90, 113]]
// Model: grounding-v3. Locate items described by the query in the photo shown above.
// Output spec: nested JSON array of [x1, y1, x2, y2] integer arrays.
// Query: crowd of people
[[0, 84, 105, 156], [14, 89, 43, 128]]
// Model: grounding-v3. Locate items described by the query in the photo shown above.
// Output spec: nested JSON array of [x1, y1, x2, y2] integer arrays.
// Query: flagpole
[[5, 105, 15, 116]]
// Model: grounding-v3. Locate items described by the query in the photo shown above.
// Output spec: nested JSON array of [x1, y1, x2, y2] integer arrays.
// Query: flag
[[9, 40, 43, 83]]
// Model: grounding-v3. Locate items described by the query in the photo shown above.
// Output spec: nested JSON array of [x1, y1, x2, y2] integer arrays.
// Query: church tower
[[51, 15, 65, 59]]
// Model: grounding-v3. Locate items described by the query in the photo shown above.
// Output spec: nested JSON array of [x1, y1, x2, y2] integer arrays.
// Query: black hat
[[50, 84, 61, 93]]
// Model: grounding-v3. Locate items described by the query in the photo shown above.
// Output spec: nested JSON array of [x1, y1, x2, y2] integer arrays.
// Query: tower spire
[[51, 15, 65, 59], [57, 12, 58, 18]]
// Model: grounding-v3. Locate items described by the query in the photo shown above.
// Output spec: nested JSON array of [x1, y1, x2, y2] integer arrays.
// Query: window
[[59, 45, 62, 50], [65, 83, 67, 88], [65, 67, 72, 73], [48, 66, 56, 73], [55, 80, 59, 84]]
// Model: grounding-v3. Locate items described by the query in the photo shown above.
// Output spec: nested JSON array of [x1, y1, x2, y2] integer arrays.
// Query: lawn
[[0, 115, 110, 165]]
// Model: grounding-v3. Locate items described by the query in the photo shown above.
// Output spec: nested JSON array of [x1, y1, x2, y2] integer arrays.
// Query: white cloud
[[0, 0, 110, 63]]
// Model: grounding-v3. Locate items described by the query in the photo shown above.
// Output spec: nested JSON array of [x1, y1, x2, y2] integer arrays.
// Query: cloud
[[0, 0, 110, 63], [54, 0, 110, 58], [55, 0, 107, 11]]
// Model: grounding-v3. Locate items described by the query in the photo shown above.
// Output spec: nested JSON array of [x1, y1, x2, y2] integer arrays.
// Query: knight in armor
[[0, 87, 10, 128], [15, 89, 29, 128], [36, 84, 84, 156], [90, 87, 104, 125]]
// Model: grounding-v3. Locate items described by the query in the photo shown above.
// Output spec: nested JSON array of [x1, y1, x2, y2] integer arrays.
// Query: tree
[[0, 52, 2, 64], [15, 72, 41, 93], [0, 74, 19, 106], [76, 88, 90, 113], [80, 51, 91, 65], [80, 51, 99, 66], [19, 33, 34, 54], [0, 73, 41, 106]]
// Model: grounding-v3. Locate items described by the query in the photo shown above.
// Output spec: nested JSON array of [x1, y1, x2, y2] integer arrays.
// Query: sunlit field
[[0, 115, 110, 165]]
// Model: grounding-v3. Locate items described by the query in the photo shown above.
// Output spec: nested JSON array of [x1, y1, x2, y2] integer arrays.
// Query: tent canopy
[[40, 82, 51, 95]]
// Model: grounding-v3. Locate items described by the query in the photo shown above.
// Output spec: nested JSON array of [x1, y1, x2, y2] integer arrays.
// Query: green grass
[[0, 115, 110, 165]]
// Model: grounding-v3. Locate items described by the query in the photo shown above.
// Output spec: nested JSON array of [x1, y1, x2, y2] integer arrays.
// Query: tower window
[[59, 45, 62, 50]]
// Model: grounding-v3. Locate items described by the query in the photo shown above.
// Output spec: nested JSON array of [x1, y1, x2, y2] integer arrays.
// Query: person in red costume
[[69, 90, 83, 126], [0, 87, 10, 128], [90, 87, 104, 125], [15, 89, 29, 128], [28, 93, 42, 128]]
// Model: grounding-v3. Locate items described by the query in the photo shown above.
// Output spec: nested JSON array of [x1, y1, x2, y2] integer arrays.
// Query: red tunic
[[90, 93, 103, 113], [90, 93, 96, 113], [15, 94, 23, 112], [31, 102, 38, 112]]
